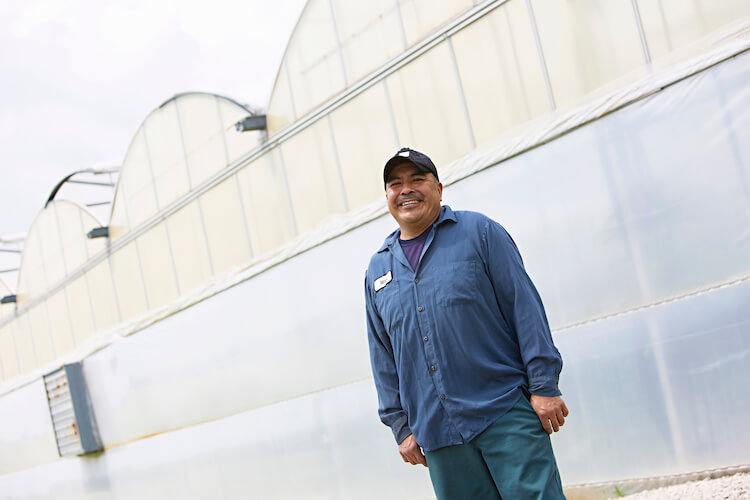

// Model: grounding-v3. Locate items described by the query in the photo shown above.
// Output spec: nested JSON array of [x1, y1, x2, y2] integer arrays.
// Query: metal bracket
[[235, 115, 267, 132]]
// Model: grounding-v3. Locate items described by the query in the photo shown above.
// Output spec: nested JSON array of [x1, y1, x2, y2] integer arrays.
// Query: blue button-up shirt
[[364, 206, 562, 451]]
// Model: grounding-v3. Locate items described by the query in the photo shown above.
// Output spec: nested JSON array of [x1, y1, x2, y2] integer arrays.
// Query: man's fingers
[[401, 450, 427, 466], [557, 410, 566, 427], [410, 450, 427, 466], [540, 415, 552, 434], [398, 434, 427, 466], [530, 395, 569, 434]]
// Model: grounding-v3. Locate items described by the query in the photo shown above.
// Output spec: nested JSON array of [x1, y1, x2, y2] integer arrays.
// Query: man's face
[[385, 163, 443, 236]]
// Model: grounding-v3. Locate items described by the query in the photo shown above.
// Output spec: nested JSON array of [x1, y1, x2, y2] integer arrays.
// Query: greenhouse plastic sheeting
[[0, 18, 748, 499]]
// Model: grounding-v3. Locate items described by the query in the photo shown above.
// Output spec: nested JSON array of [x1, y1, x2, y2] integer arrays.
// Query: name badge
[[374, 271, 392, 292]]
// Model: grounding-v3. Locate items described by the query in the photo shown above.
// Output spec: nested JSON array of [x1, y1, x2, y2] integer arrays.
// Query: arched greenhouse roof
[[265, 0, 476, 134], [16, 200, 105, 306], [109, 92, 261, 240]]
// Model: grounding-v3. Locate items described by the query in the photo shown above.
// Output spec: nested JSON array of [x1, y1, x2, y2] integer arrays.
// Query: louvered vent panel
[[43, 363, 102, 456]]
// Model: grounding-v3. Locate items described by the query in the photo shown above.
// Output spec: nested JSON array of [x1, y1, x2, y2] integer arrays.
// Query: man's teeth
[[401, 200, 419, 206]]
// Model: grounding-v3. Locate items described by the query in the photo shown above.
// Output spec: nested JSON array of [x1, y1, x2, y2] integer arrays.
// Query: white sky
[[0, 0, 307, 288]]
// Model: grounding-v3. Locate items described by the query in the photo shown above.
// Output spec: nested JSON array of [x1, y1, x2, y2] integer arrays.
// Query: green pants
[[424, 395, 566, 500]]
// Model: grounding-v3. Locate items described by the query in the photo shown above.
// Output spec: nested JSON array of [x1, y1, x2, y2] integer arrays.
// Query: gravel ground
[[610, 472, 750, 499]]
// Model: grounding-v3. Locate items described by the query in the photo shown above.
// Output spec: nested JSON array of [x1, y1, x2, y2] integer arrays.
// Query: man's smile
[[399, 199, 422, 207]]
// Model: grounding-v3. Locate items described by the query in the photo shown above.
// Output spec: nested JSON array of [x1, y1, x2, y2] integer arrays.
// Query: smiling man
[[364, 148, 568, 499]]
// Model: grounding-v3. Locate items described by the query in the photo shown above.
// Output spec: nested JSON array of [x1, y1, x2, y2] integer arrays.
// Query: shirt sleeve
[[364, 272, 413, 444], [482, 220, 563, 397]]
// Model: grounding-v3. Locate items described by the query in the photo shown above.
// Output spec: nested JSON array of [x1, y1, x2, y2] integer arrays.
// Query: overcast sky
[[0, 0, 307, 287]]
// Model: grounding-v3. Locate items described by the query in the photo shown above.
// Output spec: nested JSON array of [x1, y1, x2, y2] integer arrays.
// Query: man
[[364, 148, 568, 499]]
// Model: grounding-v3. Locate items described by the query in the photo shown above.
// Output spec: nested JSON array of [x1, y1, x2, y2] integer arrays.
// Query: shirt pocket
[[439, 261, 477, 307], [374, 276, 403, 334]]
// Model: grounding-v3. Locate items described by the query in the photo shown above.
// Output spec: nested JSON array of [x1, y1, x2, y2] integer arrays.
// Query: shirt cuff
[[528, 377, 562, 397], [391, 415, 413, 444]]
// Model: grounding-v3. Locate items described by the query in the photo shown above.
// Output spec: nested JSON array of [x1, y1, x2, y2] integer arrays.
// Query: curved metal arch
[[158, 91, 258, 116], [45, 166, 119, 207]]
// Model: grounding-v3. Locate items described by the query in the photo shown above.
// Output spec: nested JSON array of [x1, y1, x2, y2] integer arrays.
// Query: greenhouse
[[1, 0, 749, 498]]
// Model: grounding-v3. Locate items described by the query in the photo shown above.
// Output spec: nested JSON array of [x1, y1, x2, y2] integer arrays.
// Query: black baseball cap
[[383, 147, 439, 186]]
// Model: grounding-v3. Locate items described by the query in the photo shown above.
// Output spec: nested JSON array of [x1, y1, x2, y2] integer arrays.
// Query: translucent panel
[[110, 241, 149, 322], [448, 49, 750, 327], [136, 223, 179, 311], [35, 207, 65, 288], [83, 229, 107, 268], [108, 185, 130, 241], [608, 73, 750, 300], [46, 289, 75, 357], [111, 93, 256, 240], [385, 42, 473, 168], [692, 0, 750, 33], [332, 0, 404, 84], [531, 0, 645, 109], [0, 325, 18, 380], [66, 275, 95, 345], [16, 227, 46, 302], [0, 280, 13, 322], [113, 129, 158, 235], [200, 178, 252, 276], [451, 0, 551, 146], [636, 0, 750, 60], [329, 84, 395, 210], [398, 0, 473, 46], [281, 120, 346, 234], [269, 0, 476, 127], [165, 200, 213, 296], [285, 0, 346, 117], [554, 282, 750, 483], [55, 202, 91, 273], [144, 101, 191, 210], [11, 315, 36, 374], [218, 100, 261, 165], [235, 149, 296, 256], [449, 126, 643, 328], [16, 202, 105, 306], [178, 94, 229, 189], [28, 303, 54, 366], [0, 303, 11, 322], [267, 62, 296, 135], [86, 260, 119, 332]]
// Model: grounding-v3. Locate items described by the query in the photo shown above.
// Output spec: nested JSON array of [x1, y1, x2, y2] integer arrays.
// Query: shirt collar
[[377, 205, 457, 253]]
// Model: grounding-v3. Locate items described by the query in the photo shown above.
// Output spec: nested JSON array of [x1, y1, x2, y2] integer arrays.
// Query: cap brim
[[383, 157, 431, 183]]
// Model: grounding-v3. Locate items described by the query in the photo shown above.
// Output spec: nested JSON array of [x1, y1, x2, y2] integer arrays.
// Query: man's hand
[[529, 394, 569, 434], [398, 434, 427, 467]]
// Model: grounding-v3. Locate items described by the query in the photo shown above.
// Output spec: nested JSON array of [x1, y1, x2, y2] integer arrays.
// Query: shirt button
[[414, 278, 419, 284], [418, 306, 423, 312], [440, 394, 446, 400], [430, 365, 436, 371], [423, 336, 428, 342]]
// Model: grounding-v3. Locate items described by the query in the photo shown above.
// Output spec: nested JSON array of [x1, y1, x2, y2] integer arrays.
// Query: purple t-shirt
[[399, 226, 432, 271]]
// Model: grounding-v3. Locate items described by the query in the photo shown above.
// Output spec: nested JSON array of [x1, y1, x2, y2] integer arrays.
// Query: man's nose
[[399, 181, 415, 193]]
